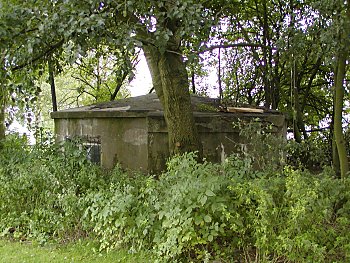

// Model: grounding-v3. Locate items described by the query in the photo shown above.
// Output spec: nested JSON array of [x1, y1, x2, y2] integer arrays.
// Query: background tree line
[[0, 0, 349, 176]]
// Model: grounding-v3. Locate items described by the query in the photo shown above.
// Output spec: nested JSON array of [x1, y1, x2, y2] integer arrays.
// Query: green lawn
[[0, 239, 155, 263]]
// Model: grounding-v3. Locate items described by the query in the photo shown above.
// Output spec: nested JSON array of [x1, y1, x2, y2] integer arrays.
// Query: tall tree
[[206, 0, 335, 148], [1, 0, 216, 155], [0, 0, 51, 140], [333, 1, 350, 178]]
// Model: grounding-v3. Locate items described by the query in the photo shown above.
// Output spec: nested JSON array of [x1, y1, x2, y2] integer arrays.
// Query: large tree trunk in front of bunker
[[143, 46, 202, 157]]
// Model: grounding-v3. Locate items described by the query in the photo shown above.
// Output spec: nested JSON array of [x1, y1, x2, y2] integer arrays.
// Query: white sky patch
[[127, 52, 152, 96], [128, 51, 220, 98], [7, 120, 35, 144]]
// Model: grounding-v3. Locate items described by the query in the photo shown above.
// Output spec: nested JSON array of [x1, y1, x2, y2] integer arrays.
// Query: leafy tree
[[71, 46, 135, 104], [188, 0, 349, 173], [0, 0, 59, 141], [0, 0, 220, 155], [1, 0, 349, 171], [331, 1, 350, 178]]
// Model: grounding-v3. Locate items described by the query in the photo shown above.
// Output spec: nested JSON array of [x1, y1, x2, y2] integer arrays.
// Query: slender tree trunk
[[261, 0, 272, 108], [293, 85, 302, 143], [48, 57, 57, 112], [272, 53, 281, 110], [292, 69, 307, 142], [331, 88, 341, 177], [333, 2, 350, 178], [332, 131, 341, 177], [334, 51, 349, 178], [143, 46, 164, 101], [0, 97, 5, 144], [218, 47, 223, 101], [191, 70, 196, 94], [110, 71, 127, 100], [144, 45, 202, 156], [0, 66, 6, 144]]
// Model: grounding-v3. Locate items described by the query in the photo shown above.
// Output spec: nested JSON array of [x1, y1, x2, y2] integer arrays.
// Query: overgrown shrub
[[83, 152, 350, 262], [286, 138, 331, 170], [1, 135, 350, 262], [83, 153, 235, 261], [0, 135, 104, 243], [234, 117, 286, 173]]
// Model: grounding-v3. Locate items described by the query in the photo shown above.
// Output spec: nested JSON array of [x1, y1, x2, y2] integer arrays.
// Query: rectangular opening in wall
[[65, 135, 101, 165], [84, 139, 101, 164]]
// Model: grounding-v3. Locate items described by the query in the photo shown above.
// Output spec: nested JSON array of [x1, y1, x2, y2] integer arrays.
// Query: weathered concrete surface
[[52, 93, 286, 173], [54, 117, 148, 170]]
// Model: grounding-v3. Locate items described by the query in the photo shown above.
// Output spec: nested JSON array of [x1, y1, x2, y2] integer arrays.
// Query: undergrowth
[[1, 132, 350, 262]]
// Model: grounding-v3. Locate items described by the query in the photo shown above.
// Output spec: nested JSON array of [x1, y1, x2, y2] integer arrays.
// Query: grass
[[0, 239, 155, 263]]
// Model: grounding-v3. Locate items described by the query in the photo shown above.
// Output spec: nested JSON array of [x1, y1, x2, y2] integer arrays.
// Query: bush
[[83, 153, 234, 261], [0, 135, 104, 243], [1, 136, 350, 262], [84, 153, 350, 262], [286, 138, 331, 170]]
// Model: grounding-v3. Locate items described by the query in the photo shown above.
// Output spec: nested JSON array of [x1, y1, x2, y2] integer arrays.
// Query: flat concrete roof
[[51, 93, 281, 119]]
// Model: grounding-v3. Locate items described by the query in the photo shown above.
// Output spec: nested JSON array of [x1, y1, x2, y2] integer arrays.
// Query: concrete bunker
[[51, 93, 286, 173]]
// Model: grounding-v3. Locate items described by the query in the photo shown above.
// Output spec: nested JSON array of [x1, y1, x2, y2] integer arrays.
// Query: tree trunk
[[48, 57, 58, 112], [333, 3, 350, 178], [0, 66, 6, 145], [295, 89, 308, 141], [261, 0, 272, 109], [144, 46, 202, 156], [292, 68, 307, 142], [0, 102, 5, 143], [191, 70, 196, 94], [332, 134, 341, 177], [334, 50, 349, 178], [331, 88, 341, 177]]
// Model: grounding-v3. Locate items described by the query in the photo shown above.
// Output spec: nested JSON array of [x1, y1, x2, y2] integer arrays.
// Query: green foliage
[[234, 118, 286, 173], [286, 137, 331, 170], [83, 153, 233, 261], [0, 135, 104, 243], [195, 103, 218, 112], [82, 169, 158, 253], [83, 152, 350, 262], [152, 155, 229, 260], [1, 136, 350, 262]]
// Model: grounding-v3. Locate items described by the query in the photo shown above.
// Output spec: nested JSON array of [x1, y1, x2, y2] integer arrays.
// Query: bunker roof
[[51, 93, 281, 119]]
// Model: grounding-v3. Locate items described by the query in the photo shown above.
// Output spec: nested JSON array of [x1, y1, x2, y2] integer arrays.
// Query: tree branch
[[11, 39, 64, 71], [198, 43, 273, 54], [110, 71, 128, 100], [287, 126, 330, 133], [71, 74, 96, 90]]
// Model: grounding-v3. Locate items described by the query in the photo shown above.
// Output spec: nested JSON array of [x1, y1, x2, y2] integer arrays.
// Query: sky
[[127, 53, 153, 97], [127, 51, 220, 98]]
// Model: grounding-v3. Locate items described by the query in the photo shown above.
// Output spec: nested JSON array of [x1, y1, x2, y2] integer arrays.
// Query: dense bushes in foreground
[[1, 137, 350, 262], [0, 136, 105, 243]]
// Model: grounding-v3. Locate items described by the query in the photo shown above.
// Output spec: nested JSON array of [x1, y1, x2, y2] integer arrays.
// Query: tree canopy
[[0, 0, 349, 175]]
